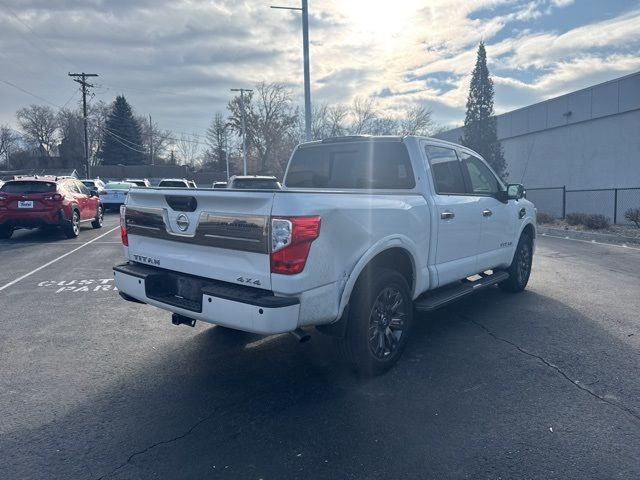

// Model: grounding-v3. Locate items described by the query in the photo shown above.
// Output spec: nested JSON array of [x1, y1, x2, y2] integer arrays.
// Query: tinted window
[[159, 180, 188, 187], [82, 180, 95, 188], [286, 141, 415, 189], [232, 179, 280, 189], [460, 152, 501, 195], [1, 181, 57, 193], [425, 146, 466, 194]]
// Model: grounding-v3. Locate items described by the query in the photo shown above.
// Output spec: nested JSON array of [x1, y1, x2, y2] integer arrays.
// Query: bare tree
[[311, 103, 330, 140], [370, 116, 398, 135], [57, 109, 84, 170], [228, 82, 298, 176], [204, 113, 229, 170], [327, 104, 349, 137], [16, 105, 58, 157], [0, 125, 17, 167], [138, 115, 173, 164], [400, 105, 435, 136], [87, 101, 110, 166], [350, 97, 377, 135], [176, 132, 202, 167]]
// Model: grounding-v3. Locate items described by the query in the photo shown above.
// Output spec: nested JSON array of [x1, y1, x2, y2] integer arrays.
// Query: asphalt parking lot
[[1, 215, 639, 479]]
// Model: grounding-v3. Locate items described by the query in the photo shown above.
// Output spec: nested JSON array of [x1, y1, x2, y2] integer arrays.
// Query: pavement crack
[[466, 316, 640, 424], [94, 414, 214, 480]]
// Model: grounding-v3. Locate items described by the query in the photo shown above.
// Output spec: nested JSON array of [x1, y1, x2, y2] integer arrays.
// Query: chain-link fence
[[526, 186, 640, 224]]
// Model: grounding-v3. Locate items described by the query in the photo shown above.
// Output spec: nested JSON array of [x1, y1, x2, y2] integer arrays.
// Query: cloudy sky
[[1, 0, 639, 140]]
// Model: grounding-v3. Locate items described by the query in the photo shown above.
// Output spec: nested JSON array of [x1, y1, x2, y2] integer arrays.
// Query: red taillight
[[43, 193, 63, 201], [120, 205, 128, 246], [270, 216, 321, 275], [0, 195, 6, 202]]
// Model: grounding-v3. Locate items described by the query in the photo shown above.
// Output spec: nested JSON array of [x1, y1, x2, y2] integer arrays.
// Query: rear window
[[159, 181, 188, 187], [285, 141, 415, 189], [1, 181, 57, 193], [232, 179, 280, 189], [105, 182, 132, 190]]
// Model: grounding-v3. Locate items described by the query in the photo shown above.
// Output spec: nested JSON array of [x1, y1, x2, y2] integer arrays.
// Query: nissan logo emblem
[[176, 214, 190, 232]]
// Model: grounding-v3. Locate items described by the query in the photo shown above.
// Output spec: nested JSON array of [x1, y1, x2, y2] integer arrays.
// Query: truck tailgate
[[123, 189, 275, 290]]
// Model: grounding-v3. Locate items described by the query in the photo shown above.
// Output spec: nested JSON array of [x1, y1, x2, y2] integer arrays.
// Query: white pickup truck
[[114, 136, 535, 375]]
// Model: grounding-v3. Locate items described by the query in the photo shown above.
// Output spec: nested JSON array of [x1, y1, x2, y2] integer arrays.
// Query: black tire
[[92, 205, 103, 229], [63, 210, 80, 239], [0, 225, 13, 239], [499, 232, 533, 293], [340, 268, 413, 376]]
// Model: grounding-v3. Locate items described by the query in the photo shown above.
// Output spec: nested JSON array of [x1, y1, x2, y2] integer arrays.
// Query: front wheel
[[340, 268, 413, 376], [499, 232, 533, 293]]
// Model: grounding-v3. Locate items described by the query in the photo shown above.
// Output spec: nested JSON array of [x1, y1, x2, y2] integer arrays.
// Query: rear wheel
[[92, 205, 103, 229], [499, 232, 533, 293], [0, 225, 13, 239], [64, 210, 80, 239], [340, 268, 413, 376]]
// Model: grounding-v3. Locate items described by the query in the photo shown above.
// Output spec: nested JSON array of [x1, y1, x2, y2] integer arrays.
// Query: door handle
[[440, 211, 455, 220], [482, 209, 493, 217]]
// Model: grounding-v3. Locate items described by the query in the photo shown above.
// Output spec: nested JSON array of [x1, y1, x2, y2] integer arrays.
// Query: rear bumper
[[0, 208, 69, 228], [113, 262, 300, 334]]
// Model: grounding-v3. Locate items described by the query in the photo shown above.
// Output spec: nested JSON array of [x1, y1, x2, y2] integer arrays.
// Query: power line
[[0, 78, 62, 108], [103, 129, 147, 154], [1, 2, 80, 71]]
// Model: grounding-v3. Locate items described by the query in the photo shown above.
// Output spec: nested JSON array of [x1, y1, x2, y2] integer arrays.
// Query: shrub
[[536, 211, 555, 224], [624, 208, 640, 228], [583, 214, 610, 230], [565, 212, 587, 226]]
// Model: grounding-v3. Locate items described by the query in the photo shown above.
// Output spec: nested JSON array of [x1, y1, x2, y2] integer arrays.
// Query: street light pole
[[271, 0, 312, 142], [230, 88, 252, 176]]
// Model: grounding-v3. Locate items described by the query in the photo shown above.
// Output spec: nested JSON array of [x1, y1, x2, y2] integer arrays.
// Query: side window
[[460, 152, 500, 195], [425, 145, 467, 195], [76, 181, 90, 195], [65, 181, 80, 194]]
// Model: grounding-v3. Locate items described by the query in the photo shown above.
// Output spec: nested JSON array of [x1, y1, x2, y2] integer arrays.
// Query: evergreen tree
[[100, 95, 145, 165], [462, 42, 507, 178]]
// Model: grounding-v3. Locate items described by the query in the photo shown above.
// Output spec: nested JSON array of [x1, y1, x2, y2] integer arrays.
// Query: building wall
[[435, 71, 640, 190]]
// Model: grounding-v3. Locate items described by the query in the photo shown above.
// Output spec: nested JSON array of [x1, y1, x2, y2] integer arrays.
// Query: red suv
[[0, 176, 103, 239]]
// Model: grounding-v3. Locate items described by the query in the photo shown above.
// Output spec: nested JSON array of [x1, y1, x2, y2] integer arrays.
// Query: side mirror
[[506, 184, 525, 200], [90, 189, 98, 197]]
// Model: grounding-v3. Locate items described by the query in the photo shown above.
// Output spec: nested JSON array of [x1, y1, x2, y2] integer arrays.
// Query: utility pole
[[230, 88, 252, 175], [149, 114, 154, 165], [68, 72, 98, 178], [271, 0, 312, 141]]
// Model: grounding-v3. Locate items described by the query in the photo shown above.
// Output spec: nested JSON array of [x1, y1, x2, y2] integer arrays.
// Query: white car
[[100, 181, 135, 211], [114, 136, 535, 374]]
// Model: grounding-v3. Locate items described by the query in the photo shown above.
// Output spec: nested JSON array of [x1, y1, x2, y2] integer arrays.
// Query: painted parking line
[[540, 233, 640, 252], [0, 226, 120, 292]]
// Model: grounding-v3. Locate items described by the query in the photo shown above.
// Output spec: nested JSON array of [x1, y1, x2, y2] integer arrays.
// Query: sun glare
[[340, 0, 419, 38]]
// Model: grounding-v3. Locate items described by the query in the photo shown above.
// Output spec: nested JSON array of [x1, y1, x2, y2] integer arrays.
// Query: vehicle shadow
[[2, 289, 639, 480]]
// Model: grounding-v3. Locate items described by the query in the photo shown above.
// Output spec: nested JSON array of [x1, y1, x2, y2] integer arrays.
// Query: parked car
[[100, 181, 135, 211], [158, 178, 193, 188], [212, 181, 228, 189], [80, 178, 106, 194], [0, 176, 102, 239], [124, 179, 151, 187], [227, 175, 281, 189], [114, 136, 535, 375]]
